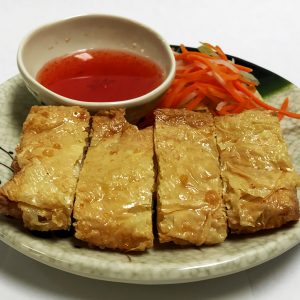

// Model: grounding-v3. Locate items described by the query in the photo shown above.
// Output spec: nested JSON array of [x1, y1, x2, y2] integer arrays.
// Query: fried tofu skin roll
[[215, 110, 300, 233], [0, 106, 90, 231], [154, 109, 227, 246], [74, 109, 154, 251]]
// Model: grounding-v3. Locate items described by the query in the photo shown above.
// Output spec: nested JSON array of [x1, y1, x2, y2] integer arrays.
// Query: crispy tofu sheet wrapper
[[215, 110, 300, 233], [1, 106, 299, 249], [73, 109, 154, 251], [154, 109, 227, 245], [0, 106, 90, 231]]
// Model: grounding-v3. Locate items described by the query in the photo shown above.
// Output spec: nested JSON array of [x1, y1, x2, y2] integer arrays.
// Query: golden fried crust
[[154, 109, 227, 246], [215, 109, 300, 233], [155, 108, 213, 128], [0, 106, 90, 231], [74, 109, 154, 251], [0, 194, 22, 218]]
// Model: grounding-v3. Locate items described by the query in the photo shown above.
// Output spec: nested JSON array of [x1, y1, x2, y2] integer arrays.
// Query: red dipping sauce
[[36, 49, 164, 102]]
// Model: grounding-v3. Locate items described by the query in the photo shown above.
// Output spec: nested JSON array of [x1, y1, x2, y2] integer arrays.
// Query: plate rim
[[1, 214, 300, 284]]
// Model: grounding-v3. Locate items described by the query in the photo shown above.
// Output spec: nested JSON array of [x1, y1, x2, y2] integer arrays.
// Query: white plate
[[0, 75, 300, 284]]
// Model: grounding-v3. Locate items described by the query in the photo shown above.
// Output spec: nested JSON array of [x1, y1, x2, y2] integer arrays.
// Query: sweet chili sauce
[[36, 49, 164, 102]]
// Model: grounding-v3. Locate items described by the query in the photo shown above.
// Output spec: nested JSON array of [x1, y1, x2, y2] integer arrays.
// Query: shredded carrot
[[158, 44, 300, 120], [179, 44, 188, 54], [234, 64, 253, 72], [185, 94, 205, 110], [278, 98, 289, 120], [215, 45, 227, 60]]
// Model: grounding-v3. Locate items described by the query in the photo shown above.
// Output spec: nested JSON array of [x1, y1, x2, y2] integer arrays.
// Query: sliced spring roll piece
[[74, 109, 154, 251], [215, 109, 300, 233], [154, 109, 227, 245], [0, 106, 90, 231]]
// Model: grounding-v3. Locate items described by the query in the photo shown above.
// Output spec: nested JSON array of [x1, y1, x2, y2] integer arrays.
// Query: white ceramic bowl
[[17, 14, 176, 122]]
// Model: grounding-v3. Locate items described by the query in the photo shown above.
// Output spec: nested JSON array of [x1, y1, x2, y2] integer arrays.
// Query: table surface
[[0, 1, 299, 299]]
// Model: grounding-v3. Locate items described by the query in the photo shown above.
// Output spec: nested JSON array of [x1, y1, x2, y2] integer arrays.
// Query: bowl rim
[[17, 13, 176, 108]]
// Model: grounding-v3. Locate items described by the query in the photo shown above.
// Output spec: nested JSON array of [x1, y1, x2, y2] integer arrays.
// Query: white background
[[0, 1, 300, 299]]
